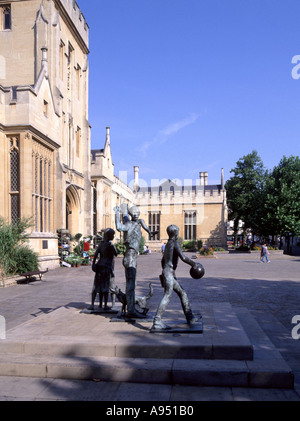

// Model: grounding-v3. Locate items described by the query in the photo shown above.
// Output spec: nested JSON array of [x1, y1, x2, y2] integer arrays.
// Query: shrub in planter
[[0, 217, 38, 277], [80, 257, 89, 265], [236, 245, 250, 251], [183, 240, 197, 251], [12, 246, 39, 274], [199, 247, 214, 256]]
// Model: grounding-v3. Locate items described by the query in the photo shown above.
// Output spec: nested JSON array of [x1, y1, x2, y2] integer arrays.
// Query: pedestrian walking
[[260, 243, 270, 263]]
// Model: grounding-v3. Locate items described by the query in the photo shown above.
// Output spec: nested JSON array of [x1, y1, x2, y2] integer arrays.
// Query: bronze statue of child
[[88, 228, 117, 310], [151, 224, 201, 331]]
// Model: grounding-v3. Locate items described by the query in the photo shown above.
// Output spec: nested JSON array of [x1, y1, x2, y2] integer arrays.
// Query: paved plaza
[[0, 251, 300, 401]]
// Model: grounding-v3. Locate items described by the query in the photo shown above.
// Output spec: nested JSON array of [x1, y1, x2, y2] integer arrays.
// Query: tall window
[[59, 40, 65, 80], [9, 137, 20, 224], [76, 64, 81, 99], [148, 212, 160, 240], [1, 6, 11, 30], [67, 42, 74, 92], [92, 182, 97, 237], [184, 211, 196, 240], [76, 126, 81, 157], [32, 142, 52, 233]]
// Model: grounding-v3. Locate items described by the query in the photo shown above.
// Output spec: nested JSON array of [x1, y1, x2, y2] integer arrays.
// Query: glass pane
[[11, 195, 19, 224], [4, 9, 11, 30], [10, 150, 19, 191]]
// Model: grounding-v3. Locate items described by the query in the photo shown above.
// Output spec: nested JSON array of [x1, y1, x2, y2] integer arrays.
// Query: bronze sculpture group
[[88, 204, 203, 331]]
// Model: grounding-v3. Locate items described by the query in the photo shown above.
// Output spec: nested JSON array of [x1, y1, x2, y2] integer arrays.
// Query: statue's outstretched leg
[[87, 285, 96, 310], [151, 274, 172, 330], [125, 267, 146, 318], [173, 278, 201, 324]]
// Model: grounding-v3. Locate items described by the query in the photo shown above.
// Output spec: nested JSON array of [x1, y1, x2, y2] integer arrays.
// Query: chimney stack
[[221, 168, 224, 190], [106, 126, 110, 142], [199, 171, 208, 186], [133, 166, 139, 192]]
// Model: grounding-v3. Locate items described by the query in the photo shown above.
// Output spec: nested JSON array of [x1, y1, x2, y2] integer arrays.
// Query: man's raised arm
[[114, 206, 128, 232]]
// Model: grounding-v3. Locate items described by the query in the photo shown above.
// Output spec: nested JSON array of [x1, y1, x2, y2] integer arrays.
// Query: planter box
[[0, 274, 25, 288], [196, 253, 217, 259], [229, 249, 251, 254], [251, 250, 284, 254]]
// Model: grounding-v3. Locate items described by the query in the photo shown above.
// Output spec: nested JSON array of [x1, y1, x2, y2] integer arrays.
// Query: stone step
[[0, 352, 293, 388]]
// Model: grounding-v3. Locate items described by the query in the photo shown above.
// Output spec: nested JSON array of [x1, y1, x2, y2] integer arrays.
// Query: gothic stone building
[[0, 0, 92, 269]]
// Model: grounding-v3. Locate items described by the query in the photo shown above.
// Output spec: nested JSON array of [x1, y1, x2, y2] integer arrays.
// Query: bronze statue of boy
[[151, 224, 201, 331]]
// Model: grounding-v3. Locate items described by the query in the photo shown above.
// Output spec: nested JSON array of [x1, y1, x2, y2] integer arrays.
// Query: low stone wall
[[38, 255, 60, 271], [0, 275, 23, 288], [227, 249, 284, 255]]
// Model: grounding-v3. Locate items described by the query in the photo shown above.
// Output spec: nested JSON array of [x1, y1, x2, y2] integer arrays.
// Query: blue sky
[[80, 0, 300, 187]]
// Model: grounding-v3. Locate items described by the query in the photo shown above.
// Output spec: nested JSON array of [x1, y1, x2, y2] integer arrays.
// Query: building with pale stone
[[0, 0, 92, 269], [133, 168, 228, 251], [0, 0, 227, 271]]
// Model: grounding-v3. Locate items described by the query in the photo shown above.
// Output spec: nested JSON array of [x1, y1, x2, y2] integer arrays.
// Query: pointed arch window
[[9, 138, 20, 224], [1, 5, 11, 30], [148, 212, 160, 241], [32, 141, 53, 233], [184, 211, 196, 240]]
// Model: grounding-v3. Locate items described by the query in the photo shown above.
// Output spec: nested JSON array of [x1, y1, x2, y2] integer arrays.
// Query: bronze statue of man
[[114, 205, 155, 318], [151, 224, 201, 331]]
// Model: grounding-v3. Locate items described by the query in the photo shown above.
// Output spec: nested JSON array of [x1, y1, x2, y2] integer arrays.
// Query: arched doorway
[[66, 185, 81, 235]]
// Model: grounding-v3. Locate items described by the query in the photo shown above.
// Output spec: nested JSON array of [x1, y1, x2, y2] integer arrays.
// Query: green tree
[[225, 151, 266, 242], [263, 156, 300, 252]]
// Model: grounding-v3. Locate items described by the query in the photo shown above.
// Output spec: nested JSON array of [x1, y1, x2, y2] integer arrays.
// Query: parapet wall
[[58, 0, 89, 49]]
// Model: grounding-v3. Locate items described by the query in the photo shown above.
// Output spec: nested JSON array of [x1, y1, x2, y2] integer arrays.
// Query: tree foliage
[[263, 156, 300, 237], [226, 153, 300, 242], [225, 150, 265, 236]]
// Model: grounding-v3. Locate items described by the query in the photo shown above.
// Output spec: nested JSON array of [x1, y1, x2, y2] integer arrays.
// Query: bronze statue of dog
[[110, 282, 153, 316]]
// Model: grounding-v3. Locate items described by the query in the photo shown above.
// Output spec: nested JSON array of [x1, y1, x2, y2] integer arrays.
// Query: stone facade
[[0, 0, 91, 269], [91, 127, 135, 240], [134, 168, 228, 251]]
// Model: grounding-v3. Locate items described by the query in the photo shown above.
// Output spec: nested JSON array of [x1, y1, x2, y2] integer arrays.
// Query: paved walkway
[[0, 252, 300, 401]]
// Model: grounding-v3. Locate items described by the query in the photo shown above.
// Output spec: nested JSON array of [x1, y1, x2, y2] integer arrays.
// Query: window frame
[[1, 5, 12, 31], [184, 211, 196, 241], [148, 212, 160, 241]]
